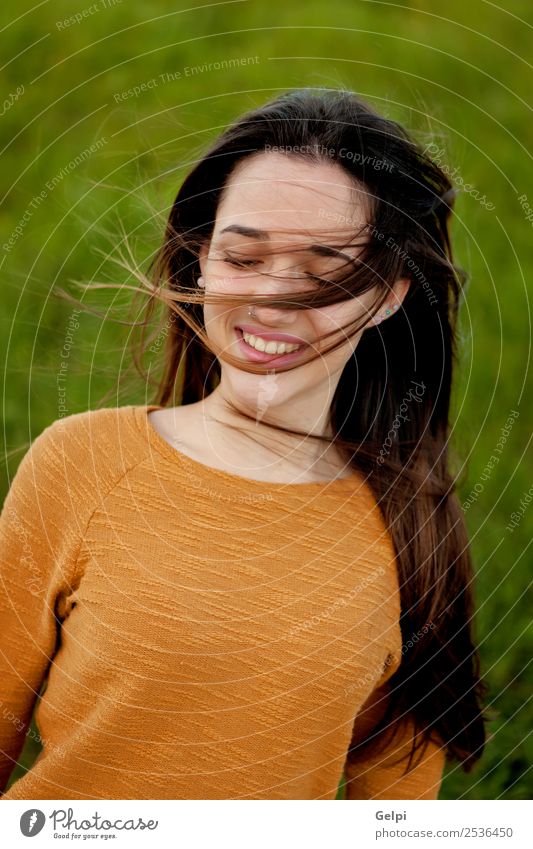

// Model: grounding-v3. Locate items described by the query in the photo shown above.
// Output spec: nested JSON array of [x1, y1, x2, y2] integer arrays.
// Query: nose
[[245, 267, 306, 327], [249, 302, 299, 327]]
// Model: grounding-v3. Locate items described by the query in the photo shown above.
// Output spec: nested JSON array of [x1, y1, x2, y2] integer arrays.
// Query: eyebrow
[[218, 224, 357, 263]]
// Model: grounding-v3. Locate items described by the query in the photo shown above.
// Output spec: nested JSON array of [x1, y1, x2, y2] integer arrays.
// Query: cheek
[[204, 274, 237, 293], [203, 304, 228, 336], [308, 304, 366, 366], [312, 301, 364, 340]]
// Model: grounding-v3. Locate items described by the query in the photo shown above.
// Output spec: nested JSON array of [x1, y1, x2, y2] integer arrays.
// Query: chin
[[222, 367, 292, 414]]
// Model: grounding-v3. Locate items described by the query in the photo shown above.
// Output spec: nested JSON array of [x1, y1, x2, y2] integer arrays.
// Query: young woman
[[0, 88, 488, 800]]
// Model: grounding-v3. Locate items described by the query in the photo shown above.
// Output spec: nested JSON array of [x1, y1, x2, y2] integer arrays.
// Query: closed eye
[[224, 255, 261, 268], [224, 255, 324, 286]]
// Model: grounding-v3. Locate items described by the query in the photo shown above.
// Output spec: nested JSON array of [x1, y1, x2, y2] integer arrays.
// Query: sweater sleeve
[[342, 680, 446, 800], [0, 419, 85, 794]]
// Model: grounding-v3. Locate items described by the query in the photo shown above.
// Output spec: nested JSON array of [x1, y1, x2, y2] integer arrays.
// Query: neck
[[197, 386, 347, 476]]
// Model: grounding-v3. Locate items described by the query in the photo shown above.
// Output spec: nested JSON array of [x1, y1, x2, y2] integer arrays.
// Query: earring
[[197, 276, 205, 288], [373, 303, 399, 324]]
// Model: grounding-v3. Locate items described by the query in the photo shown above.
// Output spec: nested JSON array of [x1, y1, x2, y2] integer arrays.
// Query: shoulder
[[0, 407, 149, 622], [6, 405, 150, 514], [49, 404, 145, 449], [346, 472, 399, 566], [26, 404, 145, 463], [343, 473, 403, 648]]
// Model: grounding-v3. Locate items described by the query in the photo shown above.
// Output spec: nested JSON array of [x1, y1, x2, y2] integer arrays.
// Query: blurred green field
[[1, 0, 531, 800]]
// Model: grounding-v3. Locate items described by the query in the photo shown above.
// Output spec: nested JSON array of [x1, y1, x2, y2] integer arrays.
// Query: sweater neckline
[[133, 404, 363, 494]]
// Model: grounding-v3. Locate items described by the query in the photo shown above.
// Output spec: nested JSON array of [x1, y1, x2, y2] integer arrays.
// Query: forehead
[[214, 151, 369, 244]]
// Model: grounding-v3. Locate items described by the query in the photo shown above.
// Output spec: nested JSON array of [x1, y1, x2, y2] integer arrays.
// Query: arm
[[342, 681, 446, 800], [0, 420, 82, 793]]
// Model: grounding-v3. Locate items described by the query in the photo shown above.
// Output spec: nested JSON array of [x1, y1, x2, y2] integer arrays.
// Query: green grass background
[[1, 0, 531, 800]]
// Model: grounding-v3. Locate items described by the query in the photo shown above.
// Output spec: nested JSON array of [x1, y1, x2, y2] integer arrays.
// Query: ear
[[392, 276, 411, 306]]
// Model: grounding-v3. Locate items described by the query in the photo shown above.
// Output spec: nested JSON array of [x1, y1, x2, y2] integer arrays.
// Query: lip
[[235, 328, 310, 365]]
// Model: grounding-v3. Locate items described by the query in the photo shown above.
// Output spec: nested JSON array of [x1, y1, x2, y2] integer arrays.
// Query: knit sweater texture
[[0, 404, 445, 799]]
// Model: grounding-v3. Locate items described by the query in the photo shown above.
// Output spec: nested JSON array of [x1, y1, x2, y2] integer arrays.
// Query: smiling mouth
[[235, 328, 311, 363], [240, 329, 304, 354]]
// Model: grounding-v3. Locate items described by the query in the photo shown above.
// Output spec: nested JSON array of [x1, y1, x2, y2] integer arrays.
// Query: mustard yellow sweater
[[0, 405, 445, 800]]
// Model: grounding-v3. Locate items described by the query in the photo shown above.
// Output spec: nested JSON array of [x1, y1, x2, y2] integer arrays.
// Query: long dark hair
[[60, 87, 489, 775]]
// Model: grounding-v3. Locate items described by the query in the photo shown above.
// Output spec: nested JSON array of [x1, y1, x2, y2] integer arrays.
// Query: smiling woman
[[0, 88, 488, 801]]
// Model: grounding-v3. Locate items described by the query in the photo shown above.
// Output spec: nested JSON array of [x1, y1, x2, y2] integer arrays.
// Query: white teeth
[[242, 331, 302, 355]]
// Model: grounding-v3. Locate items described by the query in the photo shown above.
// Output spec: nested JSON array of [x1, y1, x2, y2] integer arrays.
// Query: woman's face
[[198, 151, 408, 428]]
